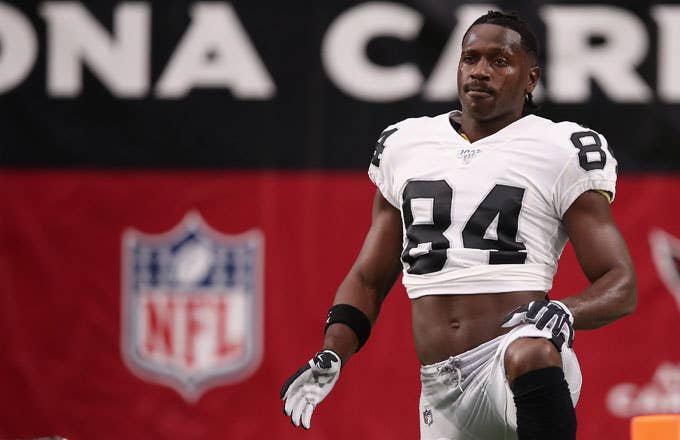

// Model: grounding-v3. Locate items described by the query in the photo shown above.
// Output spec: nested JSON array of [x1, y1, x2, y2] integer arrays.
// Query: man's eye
[[463, 56, 475, 63], [495, 58, 509, 66]]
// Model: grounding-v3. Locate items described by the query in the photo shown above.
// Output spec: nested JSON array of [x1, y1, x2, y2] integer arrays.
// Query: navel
[[449, 320, 461, 329]]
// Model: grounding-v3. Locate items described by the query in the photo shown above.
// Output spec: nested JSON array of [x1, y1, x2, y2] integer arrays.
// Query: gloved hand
[[280, 349, 341, 429], [501, 300, 575, 350]]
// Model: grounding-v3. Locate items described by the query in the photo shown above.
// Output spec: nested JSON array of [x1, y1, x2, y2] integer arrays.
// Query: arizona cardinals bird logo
[[649, 228, 680, 314]]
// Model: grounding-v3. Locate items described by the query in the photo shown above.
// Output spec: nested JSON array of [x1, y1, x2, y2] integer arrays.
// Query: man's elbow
[[618, 269, 638, 317]]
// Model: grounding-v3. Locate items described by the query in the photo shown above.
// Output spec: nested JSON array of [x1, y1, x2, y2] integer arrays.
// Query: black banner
[[1, 0, 678, 171]]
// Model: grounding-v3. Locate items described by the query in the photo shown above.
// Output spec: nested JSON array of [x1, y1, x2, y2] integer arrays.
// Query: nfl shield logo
[[121, 211, 264, 402], [423, 408, 433, 426]]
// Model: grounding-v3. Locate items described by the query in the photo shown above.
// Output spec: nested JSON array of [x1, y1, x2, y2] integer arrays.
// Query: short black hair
[[463, 10, 539, 61], [463, 11, 540, 110]]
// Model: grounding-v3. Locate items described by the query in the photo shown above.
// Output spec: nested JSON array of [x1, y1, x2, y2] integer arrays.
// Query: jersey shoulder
[[529, 115, 609, 151], [380, 113, 449, 147], [536, 116, 618, 213], [371, 113, 450, 168]]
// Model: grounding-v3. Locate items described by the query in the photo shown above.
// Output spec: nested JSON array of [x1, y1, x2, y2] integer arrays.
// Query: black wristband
[[324, 304, 371, 352]]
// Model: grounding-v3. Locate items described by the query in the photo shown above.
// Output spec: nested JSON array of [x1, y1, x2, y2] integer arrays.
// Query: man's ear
[[526, 65, 541, 94]]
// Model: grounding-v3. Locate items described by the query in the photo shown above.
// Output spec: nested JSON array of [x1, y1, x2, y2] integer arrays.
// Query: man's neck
[[459, 110, 523, 143]]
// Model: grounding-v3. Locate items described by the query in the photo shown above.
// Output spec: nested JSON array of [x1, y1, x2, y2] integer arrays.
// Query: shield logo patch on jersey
[[121, 212, 264, 402]]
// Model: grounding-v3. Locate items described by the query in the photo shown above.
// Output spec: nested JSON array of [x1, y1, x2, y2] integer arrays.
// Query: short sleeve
[[368, 125, 400, 208], [552, 131, 618, 219]]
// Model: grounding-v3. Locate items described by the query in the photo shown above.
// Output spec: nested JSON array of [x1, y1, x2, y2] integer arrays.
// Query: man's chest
[[390, 141, 559, 217]]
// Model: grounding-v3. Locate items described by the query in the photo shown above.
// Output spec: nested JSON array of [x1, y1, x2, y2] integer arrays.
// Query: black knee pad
[[511, 366, 577, 440]]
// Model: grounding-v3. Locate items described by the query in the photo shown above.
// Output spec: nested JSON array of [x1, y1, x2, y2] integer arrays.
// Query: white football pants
[[419, 324, 581, 440]]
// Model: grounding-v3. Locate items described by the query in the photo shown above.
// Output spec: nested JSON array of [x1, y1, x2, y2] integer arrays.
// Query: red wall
[[0, 171, 677, 439]]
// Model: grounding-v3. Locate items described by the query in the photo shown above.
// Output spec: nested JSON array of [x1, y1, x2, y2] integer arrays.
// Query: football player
[[281, 11, 637, 440]]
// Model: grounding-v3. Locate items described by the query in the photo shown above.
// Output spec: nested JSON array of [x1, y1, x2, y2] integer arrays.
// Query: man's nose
[[470, 59, 491, 80]]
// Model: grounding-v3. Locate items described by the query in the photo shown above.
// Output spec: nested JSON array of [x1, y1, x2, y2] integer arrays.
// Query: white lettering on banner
[[0, 1, 677, 103], [651, 6, 680, 103], [140, 293, 246, 370], [607, 363, 680, 418], [40, 2, 150, 98], [423, 4, 497, 101], [541, 6, 651, 103], [321, 2, 423, 102], [0, 3, 38, 94], [155, 3, 275, 99]]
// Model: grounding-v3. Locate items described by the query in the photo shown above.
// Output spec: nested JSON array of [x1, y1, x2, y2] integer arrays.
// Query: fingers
[[535, 307, 559, 331], [500, 304, 529, 328], [525, 300, 545, 319], [290, 397, 307, 427], [559, 318, 574, 348], [301, 403, 315, 429], [500, 312, 527, 328], [283, 392, 297, 417], [548, 318, 573, 351], [283, 394, 315, 429], [552, 314, 568, 336], [501, 304, 527, 322]]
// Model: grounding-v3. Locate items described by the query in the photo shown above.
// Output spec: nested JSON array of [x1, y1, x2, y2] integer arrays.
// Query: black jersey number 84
[[400, 130, 615, 274], [402, 181, 526, 275]]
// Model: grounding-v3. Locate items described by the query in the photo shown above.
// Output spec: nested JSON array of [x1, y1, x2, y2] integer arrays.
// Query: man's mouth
[[464, 84, 495, 96]]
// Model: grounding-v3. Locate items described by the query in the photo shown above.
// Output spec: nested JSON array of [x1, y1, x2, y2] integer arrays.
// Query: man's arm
[[560, 190, 637, 329], [323, 190, 404, 364], [280, 190, 403, 429]]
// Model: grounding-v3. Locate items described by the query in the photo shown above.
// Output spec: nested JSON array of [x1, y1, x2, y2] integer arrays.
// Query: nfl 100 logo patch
[[121, 211, 264, 402]]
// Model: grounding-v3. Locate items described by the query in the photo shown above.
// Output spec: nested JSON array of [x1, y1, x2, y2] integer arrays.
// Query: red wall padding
[[0, 171, 677, 440]]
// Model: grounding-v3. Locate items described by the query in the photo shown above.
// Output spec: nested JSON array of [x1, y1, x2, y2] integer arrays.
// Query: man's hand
[[280, 350, 341, 429], [501, 300, 575, 350]]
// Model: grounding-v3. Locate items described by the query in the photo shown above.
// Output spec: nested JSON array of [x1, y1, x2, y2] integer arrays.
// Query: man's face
[[457, 24, 536, 122]]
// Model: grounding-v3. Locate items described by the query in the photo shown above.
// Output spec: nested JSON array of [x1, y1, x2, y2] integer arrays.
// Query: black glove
[[501, 300, 575, 350]]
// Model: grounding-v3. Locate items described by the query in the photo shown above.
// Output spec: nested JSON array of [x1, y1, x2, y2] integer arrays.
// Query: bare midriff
[[411, 291, 546, 365]]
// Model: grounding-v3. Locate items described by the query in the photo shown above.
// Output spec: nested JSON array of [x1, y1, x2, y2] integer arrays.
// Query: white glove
[[280, 350, 341, 429], [501, 300, 575, 350]]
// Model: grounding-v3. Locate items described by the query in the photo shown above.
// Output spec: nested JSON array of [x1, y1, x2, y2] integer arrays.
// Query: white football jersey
[[368, 110, 617, 298]]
